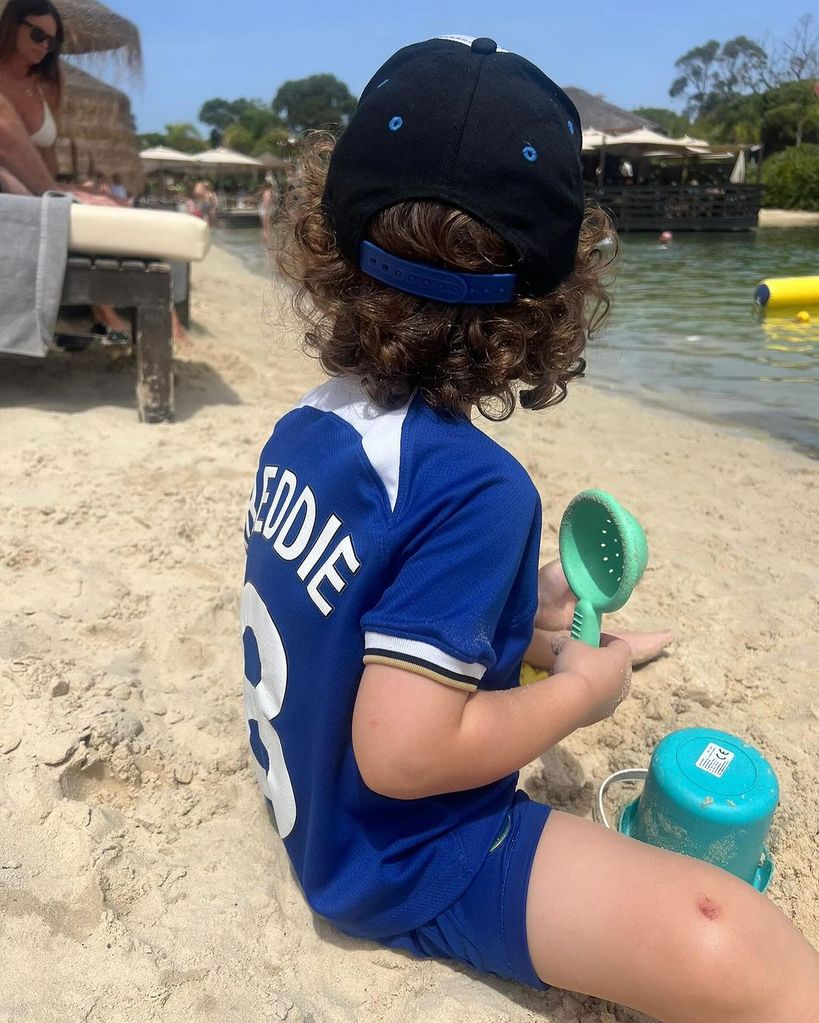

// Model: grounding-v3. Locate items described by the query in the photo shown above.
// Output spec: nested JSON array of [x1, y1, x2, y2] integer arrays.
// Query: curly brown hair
[[277, 133, 618, 421]]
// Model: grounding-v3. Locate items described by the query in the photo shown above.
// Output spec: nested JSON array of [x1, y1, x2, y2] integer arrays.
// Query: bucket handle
[[593, 768, 648, 830]]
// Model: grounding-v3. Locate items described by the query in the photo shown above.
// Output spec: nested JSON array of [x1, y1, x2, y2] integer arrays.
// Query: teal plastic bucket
[[597, 728, 778, 891]]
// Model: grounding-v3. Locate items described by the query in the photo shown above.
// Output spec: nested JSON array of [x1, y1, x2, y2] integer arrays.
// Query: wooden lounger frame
[[60, 256, 174, 423]]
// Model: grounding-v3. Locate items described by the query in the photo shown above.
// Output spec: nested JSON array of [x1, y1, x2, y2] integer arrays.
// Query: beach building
[[565, 88, 762, 231]]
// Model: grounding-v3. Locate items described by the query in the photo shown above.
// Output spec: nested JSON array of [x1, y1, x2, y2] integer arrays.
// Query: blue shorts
[[379, 791, 551, 990]]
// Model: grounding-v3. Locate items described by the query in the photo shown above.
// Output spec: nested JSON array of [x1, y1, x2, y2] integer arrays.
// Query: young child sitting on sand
[[241, 37, 819, 1022]]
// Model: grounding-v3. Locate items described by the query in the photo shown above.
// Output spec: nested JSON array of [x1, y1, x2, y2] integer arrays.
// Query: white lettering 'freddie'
[[247, 465, 360, 617]]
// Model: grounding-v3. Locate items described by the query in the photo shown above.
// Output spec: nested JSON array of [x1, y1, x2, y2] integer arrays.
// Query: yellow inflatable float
[[754, 276, 819, 310]]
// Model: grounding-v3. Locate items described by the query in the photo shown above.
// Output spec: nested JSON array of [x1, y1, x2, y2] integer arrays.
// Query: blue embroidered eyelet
[[388, 116, 403, 131], [522, 144, 538, 162], [567, 120, 575, 135]]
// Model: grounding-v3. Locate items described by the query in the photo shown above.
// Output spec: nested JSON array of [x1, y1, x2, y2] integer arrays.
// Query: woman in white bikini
[[0, 0, 132, 342]]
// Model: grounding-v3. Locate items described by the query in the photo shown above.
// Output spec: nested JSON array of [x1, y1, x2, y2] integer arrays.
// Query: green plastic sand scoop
[[558, 489, 649, 647]]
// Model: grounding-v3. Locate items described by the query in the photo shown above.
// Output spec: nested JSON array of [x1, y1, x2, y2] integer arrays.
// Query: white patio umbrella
[[581, 127, 609, 152], [642, 150, 698, 159], [675, 134, 711, 151], [582, 127, 614, 184], [139, 145, 202, 199], [602, 127, 690, 150], [194, 148, 264, 195], [729, 148, 747, 184], [139, 145, 202, 172], [598, 128, 707, 183], [194, 147, 264, 170]]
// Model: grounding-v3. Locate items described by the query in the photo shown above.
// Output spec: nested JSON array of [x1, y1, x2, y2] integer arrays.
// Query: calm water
[[216, 227, 819, 454]]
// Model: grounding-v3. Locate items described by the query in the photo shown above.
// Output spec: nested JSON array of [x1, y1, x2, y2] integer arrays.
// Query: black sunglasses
[[21, 19, 60, 53]]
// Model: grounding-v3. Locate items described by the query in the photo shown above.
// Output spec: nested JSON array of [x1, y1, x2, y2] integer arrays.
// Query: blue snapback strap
[[359, 241, 517, 304]]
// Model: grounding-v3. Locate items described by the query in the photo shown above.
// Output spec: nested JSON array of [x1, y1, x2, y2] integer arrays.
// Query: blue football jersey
[[242, 376, 541, 938]]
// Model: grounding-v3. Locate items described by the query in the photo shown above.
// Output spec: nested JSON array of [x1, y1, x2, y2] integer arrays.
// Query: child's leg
[[526, 810, 819, 1023]]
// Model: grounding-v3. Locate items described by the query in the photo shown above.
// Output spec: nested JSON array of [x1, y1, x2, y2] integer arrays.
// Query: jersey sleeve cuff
[[362, 631, 484, 692]]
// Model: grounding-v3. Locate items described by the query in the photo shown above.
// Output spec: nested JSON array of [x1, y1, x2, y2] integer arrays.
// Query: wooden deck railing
[[585, 185, 764, 231]]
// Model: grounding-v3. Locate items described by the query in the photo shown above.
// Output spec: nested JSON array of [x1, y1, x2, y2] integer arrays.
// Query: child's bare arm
[[352, 637, 631, 800]]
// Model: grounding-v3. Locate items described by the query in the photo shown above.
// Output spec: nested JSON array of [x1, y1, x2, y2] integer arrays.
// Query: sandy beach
[[1, 242, 817, 1023], [758, 208, 819, 227]]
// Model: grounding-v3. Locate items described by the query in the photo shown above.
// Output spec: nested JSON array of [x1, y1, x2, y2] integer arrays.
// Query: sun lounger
[[68, 204, 210, 264], [64, 205, 210, 422]]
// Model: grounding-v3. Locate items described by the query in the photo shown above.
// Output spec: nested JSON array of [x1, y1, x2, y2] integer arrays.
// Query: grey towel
[[0, 191, 72, 357]]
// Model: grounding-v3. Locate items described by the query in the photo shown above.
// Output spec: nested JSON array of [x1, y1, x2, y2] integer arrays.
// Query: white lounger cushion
[[68, 205, 211, 263]]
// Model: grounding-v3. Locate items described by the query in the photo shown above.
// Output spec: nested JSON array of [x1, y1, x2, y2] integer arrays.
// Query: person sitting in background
[[110, 172, 128, 201], [80, 170, 113, 197], [0, 0, 132, 342]]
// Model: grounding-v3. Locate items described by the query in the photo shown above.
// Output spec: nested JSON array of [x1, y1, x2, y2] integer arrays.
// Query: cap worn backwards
[[322, 35, 585, 302]]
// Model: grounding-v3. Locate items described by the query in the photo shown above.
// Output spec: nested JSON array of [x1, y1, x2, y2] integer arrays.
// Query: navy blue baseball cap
[[322, 36, 585, 300]]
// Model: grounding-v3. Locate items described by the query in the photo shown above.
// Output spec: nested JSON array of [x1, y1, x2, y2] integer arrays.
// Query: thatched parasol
[[564, 88, 661, 135], [58, 0, 141, 71], [57, 62, 143, 193]]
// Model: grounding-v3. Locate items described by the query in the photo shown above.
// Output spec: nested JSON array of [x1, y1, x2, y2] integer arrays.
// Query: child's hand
[[533, 558, 576, 632], [551, 633, 632, 728], [532, 558, 673, 668]]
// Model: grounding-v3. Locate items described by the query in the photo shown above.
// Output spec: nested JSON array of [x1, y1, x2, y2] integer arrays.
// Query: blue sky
[[92, 0, 814, 135]]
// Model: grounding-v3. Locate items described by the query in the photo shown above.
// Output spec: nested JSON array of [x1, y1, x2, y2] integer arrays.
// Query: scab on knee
[[697, 896, 720, 921]]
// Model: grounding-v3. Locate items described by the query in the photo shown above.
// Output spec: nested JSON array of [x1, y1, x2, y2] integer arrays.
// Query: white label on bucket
[[695, 743, 734, 778]]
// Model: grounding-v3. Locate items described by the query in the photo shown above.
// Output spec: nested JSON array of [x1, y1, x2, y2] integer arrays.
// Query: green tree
[[199, 97, 284, 152], [236, 102, 283, 139], [163, 122, 204, 153], [761, 143, 819, 209], [223, 123, 256, 154], [251, 127, 294, 158], [692, 78, 819, 151], [696, 91, 764, 144], [198, 98, 240, 132], [761, 80, 819, 151], [669, 40, 722, 118], [272, 74, 357, 135], [714, 36, 769, 95], [632, 107, 691, 136], [670, 37, 772, 118], [137, 131, 166, 149]]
